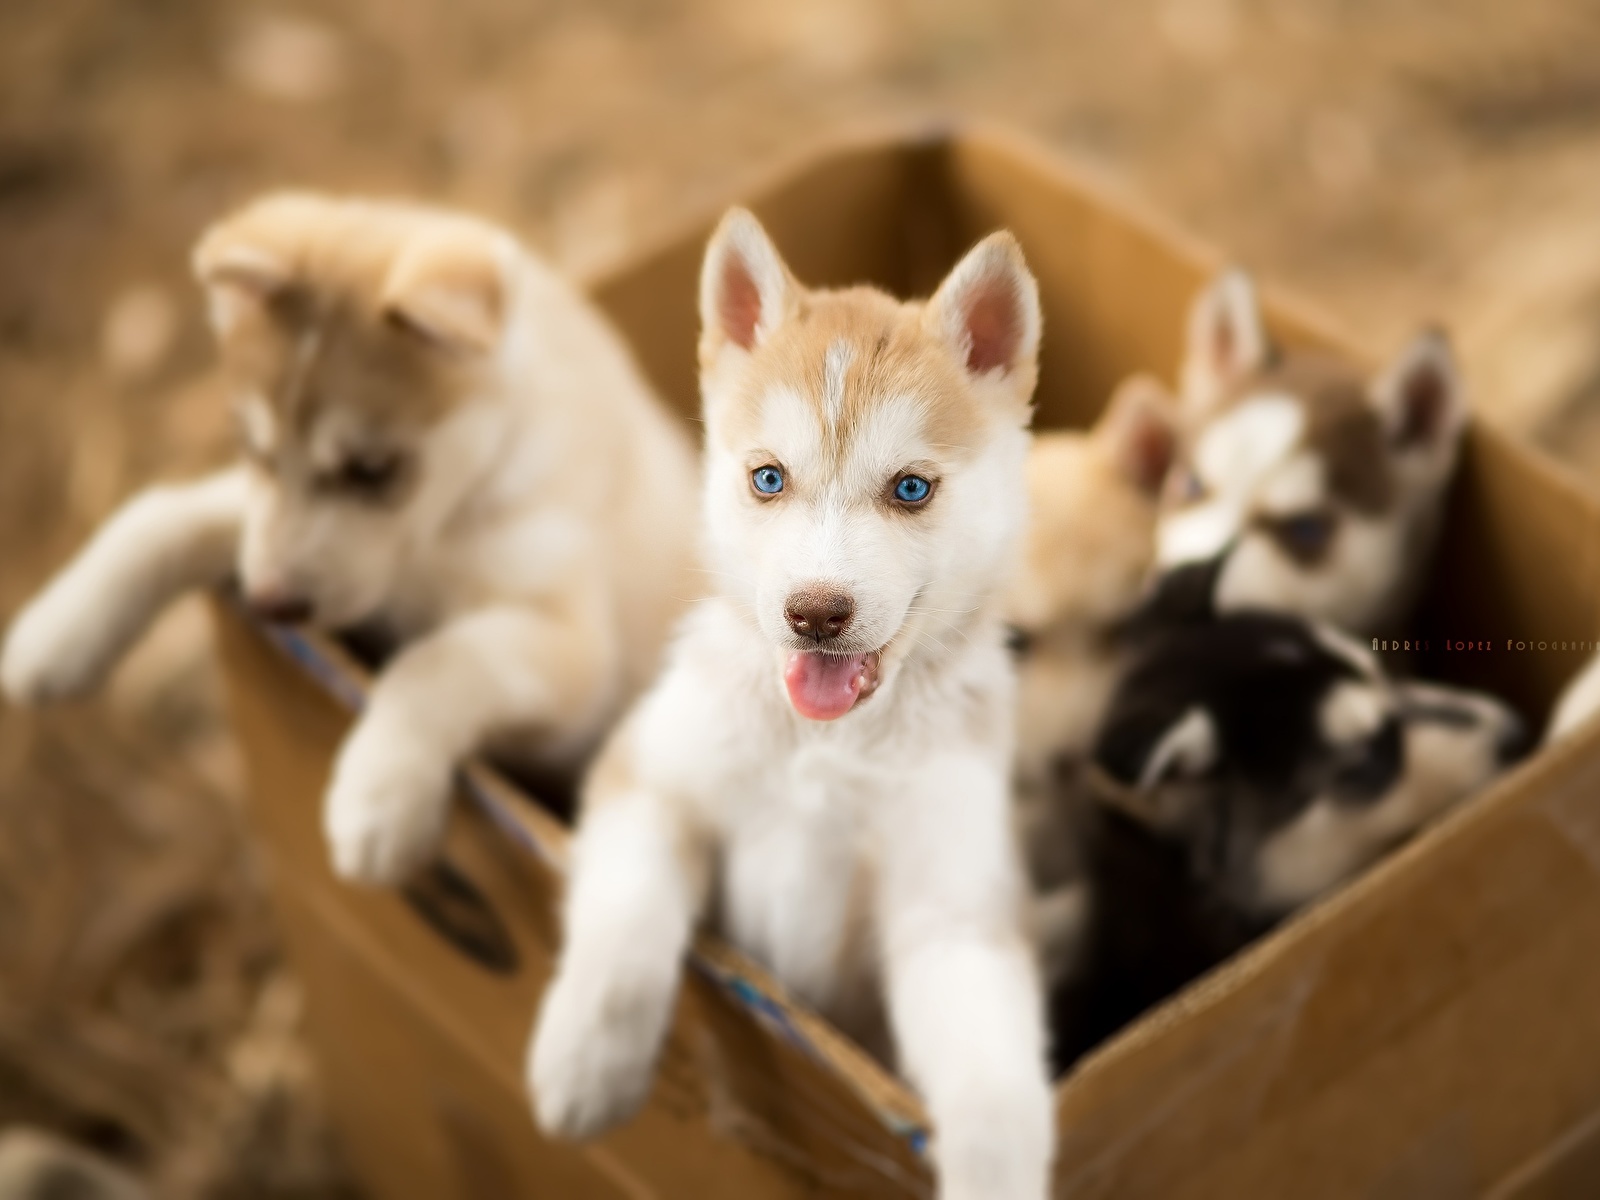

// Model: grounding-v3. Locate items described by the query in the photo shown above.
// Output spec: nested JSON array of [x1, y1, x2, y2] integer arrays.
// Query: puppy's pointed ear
[[1182, 268, 1269, 414], [1097, 703, 1218, 790], [1092, 705, 1217, 828], [1370, 328, 1467, 454], [699, 208, 797, 361], [1095, 374, 1180, 497], [381, 228, 512, 355], [925, 231, 1041, 383], [193, 225, 292, 335], [1137, 706, 1219, 790]]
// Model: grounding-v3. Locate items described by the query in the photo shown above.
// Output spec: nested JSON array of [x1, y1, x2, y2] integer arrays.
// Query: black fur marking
[[1120, 555, 1225, 636], [1052, 612, 1388, 1073], [1005, 624, 1034, 658]]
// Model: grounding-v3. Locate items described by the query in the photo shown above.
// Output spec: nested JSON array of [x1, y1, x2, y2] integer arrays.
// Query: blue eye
[[894, 474, 932, 504], [751, 466, 785, 495]]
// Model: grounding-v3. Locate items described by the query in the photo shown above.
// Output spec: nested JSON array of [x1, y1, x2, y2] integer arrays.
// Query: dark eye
[[893, 474, 933, 505], [338, 453, 402, 495], [1269, 511, 1337, 563], [1329, 716, 1403, 802], [751, 465, 785, 496], [1164, 464, 1205, 506]]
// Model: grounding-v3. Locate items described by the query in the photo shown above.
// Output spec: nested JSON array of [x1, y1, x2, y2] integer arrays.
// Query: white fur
[[532, 606, 1053, 1197], [1319, 680, 1387, 745], [1215, 513, 1406, 633], [312, 251, 696, 882], [1549, 652, 1600, 742], [3, 198, 698, 889], [1258, 452, 1325, 515], [1181, 269, 1268, 414], [1156, 496, 1243, 567], [822, 338, 852, 430], [1157, 396, 1304, 569], [1139, 705, 1217, 788], [530, 217, 1053, 1200], [1257, 679, 1514, 911], [2, 469, 247, 702], [1193, 395, 1305, 489]]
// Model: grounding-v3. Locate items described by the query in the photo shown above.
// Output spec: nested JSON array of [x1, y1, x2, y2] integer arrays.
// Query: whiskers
[[903, 601, 979, 648], [896, 598, 986, 664]]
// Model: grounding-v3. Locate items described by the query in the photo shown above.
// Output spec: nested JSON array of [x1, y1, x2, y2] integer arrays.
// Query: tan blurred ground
[[4, 1, 1600, 1194]]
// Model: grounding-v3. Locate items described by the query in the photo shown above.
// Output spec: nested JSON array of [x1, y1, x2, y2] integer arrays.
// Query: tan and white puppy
[[1151, 270, 1468, 636], [1009, 378, 1178, 812], [529, 210, 1054, 1200], [1, 193, 699, 884], [1006, 377, 1178, 963]]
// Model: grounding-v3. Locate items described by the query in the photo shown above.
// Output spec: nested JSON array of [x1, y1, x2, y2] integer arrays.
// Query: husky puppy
[[1007, 377, 1178, 966], [1052, 611, 1525, 1070], [1148, 271, 1468, 636], [528, 210, 1054, 1199], [1, 193, 699, 884], [1009, 375, 1180, 800]]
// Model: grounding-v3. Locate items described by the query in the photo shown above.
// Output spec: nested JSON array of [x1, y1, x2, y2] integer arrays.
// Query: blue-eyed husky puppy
[[529, 210, 1054, 1200]]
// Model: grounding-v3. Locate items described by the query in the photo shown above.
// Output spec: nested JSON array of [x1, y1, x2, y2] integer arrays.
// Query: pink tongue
[[784, 651, 869, 721]]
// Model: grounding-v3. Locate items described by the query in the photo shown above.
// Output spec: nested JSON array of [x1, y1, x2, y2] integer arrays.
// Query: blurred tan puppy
[[1005, 377, 1179, 967], [1009, 377, 1179, 799], [2, 193, 699, 884]]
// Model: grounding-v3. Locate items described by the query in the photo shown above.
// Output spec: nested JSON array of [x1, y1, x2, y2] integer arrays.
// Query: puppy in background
[[1006, 376, 1178, 965], [530, 210, 1054, 1200], [1149, 270, 1469, 636], [1053, 611, 1525, 1069], [2, 193, 699, 884]]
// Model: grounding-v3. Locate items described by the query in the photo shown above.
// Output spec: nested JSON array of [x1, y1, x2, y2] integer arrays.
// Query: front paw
[[2, 593, 115, 705], [528, 967, 668, 1140], [323, 722, 454, 885]]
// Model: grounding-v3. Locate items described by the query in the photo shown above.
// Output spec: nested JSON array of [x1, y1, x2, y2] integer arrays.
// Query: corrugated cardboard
[[212, 127, 1600, 1199]]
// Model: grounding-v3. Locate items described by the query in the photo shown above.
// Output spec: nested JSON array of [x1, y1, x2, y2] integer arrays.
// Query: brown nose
[[249, 591, 315, 625], [785, 587, 854, 642]]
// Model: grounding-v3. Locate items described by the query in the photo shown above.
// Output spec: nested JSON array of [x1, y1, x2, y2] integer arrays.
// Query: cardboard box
[[212, 127, 1600, 1198]]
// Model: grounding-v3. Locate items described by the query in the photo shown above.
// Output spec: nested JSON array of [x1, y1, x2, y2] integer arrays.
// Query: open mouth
[[783, 650, 882, 721]]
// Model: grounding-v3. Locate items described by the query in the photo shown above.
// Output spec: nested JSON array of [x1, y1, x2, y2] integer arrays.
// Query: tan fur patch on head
[[1012, 430, 1159, 634], [715, 286, 990, 465], [195, 193, 509, 443]]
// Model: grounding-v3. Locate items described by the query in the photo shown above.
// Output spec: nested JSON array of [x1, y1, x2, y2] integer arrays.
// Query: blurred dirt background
[[5, 0, 1600, 1195]]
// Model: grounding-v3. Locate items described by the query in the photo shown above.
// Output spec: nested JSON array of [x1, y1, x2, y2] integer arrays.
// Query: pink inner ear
[[718, 252, 763, 351], [1125, 419, 1177, 495], [1211, 316, 1236, 376], [962, 273, 1022, 375], [1396, 362, 1446, 446]]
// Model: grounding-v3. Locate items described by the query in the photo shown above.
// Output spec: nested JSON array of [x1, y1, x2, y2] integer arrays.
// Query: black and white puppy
[[1050, 611, 1525, 1071], [1148, 271, 1469, 637]]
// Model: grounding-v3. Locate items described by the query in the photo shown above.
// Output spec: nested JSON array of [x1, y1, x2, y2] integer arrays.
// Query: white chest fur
[[716, 739, 882, 1034]]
